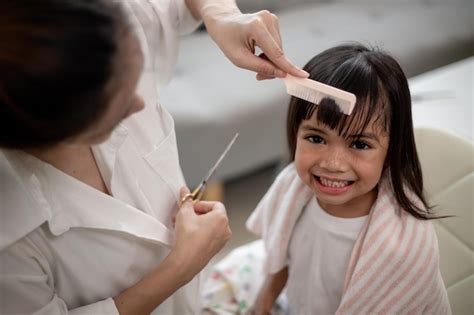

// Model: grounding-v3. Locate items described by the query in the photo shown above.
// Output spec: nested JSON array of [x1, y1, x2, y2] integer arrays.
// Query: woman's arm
[[252, 266, 288, 315], [112, 251, 190, 315], [114, 187, 232, 314], [184, 0, 308, 80]]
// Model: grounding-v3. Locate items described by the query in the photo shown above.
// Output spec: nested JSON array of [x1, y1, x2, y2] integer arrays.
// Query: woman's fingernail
[[300, 69, 310, 77]]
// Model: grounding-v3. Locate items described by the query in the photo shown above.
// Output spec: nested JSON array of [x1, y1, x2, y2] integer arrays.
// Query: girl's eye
[[306, 135, 325, 144], [351, 140, 370, 150]]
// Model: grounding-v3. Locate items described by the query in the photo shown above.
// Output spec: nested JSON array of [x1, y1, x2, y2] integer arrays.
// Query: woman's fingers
[[173, 186, 192, 226], [171, 192, 231, 275], [194, 201, 219, 214], [249, 11, 308, 78], [204, 8, 308, 80], [178, 186, 195, 209]]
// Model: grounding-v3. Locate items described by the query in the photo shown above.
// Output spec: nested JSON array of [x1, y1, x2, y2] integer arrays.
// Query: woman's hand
[[114, 187, 230, 314], [195, 1, 308, 80], [169, 187, 232, 282]]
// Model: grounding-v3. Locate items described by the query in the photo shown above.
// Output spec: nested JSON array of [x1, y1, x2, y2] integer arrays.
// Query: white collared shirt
[[0, 1, 201, 314]]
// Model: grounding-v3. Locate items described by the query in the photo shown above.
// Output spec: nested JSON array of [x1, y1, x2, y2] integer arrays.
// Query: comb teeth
[[283, 75, 356, 115]]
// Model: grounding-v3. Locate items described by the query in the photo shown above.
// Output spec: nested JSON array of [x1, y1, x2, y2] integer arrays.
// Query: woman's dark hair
[[0, 0, 130, 149], [287, 43, 437, 220]]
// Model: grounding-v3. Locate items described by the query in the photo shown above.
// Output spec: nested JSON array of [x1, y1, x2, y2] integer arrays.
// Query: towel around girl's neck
[[246, 163, 451, 314]]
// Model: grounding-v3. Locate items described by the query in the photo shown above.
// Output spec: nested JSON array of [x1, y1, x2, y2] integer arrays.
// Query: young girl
[[247, 44, 451, 314]]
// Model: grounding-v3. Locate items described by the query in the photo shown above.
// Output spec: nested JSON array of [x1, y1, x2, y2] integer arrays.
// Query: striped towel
[[246, 163, 451, 314]]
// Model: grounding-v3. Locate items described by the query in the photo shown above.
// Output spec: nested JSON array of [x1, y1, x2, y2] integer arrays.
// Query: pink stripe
[[440, 297, 449, 315], [341, 223, 367, 293], [400, 253, 438, 314], [423, 273, 449, 315], [356, 214, 417, 312], [341, 195, 395, 296], [341, 205, 378, 293], [341, 182, 392, 292], [337, 218, 400, 312], [414, 287, 442, 315], [377, 228, 435, 313], [370, 192, 391, 222], [406, 270, 441, 315], [350, 214, 411, 314], [366, 223, 429, 312], [344, 217, 396, 283], [359, 213, 393, 259]]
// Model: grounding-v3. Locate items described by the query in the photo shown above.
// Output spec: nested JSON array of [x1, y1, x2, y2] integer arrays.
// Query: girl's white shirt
[[287, 196, 367, 315], [0, 1, 201, 314]]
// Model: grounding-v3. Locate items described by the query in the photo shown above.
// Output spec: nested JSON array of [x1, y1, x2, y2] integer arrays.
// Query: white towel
[[246, 163, 451, 314]]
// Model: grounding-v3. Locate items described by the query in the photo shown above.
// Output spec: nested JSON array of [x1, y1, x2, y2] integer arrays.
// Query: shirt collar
[[0, 130, 175, 250]]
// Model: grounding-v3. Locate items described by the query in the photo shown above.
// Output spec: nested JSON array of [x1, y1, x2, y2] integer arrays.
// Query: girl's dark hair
[[0, 0, 129, 149], [287, 43, 436, 220]]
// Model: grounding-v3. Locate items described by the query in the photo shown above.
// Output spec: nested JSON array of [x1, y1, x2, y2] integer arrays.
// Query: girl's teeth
[[319, 177, 349, 188]]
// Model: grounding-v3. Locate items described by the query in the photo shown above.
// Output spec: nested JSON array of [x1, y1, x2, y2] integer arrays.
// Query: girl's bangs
[[302, 56, 390, 138]]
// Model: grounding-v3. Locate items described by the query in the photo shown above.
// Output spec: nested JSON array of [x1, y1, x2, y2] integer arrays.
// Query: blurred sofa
[[415, 127, 473, 315], [160, 0, 473, 186]]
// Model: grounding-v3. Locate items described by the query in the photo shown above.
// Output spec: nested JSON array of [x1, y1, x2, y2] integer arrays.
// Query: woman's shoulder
[[0, 150, 50, 251]]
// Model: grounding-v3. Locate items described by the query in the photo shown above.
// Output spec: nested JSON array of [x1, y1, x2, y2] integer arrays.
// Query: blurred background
[[160, 0, 473, 313]]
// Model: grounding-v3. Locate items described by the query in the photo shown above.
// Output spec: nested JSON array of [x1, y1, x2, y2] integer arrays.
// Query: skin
[[252, 266, 288, 315], [294, 113, 389, 218]]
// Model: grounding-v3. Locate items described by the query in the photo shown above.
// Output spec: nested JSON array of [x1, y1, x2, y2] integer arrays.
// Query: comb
[[283, 74, 356, 115]]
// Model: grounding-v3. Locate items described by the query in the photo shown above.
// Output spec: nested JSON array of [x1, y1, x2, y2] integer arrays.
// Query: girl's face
[[295, 112, 389, 218]]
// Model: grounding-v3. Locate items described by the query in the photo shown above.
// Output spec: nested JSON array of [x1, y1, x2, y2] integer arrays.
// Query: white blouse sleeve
[[126, 0, 201, 90], [0, 239, 119, 315]]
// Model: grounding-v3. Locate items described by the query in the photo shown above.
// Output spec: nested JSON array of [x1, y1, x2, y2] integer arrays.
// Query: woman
[[0, 0, 307, 314]]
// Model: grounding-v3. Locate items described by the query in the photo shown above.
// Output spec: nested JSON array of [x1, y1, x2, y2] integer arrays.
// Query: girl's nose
[[319, 147, 349, 173]]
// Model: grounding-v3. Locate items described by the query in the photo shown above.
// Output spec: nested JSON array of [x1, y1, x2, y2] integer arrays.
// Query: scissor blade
[[201, 133, 239, 184]]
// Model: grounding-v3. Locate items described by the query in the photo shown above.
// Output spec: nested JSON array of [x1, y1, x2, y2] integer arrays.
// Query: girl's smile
[[313, 175, 354, 194]]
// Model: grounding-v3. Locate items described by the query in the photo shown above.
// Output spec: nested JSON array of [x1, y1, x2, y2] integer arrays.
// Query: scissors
[[179, 133, 239, 206]]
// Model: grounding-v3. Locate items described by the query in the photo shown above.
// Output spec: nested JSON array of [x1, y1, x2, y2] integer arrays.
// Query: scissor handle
[[178, 183, 207, 207]]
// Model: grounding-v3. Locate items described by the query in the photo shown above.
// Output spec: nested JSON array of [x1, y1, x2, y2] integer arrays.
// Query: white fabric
[[246, 163, 314, 274], [287, 197, 367, 315], [126, 0, 201, 91], [0, 1, 202, 314], [247, 163, 451, 314]]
